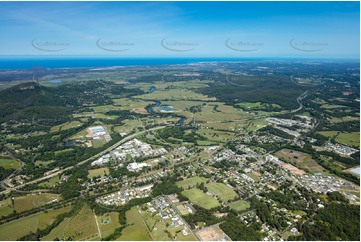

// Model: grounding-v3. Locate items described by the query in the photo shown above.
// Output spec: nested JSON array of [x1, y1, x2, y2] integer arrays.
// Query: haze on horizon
[[0, 1, 359, 59]]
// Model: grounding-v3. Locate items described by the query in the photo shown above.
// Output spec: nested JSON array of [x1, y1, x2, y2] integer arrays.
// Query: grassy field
[[176, 176, 208, 189], [161, 100, 206, 111], [88, 168, 110, 179], [182, 188, 220, 209], [176, 204, 190, 216], [0, 156, 20, 169], [205, 183, 238, 202], [50, 120, 82, 132], [275, 149, 326, 174], [0, 206, 72, 241], [113, 119, 143, 134], [228, 200, 250, 211], [237, 102, 281, 110], [43, 205, 99, 241], [320, 104, 347, 109], [38, 176, 60, 188], [135, 88, 215, 101], [329, 116, 359, 123], [202, 120, 249, 131], [92, 139, 106, 148], [113, 98, 153, 114], [335, 132, 360, 147], [117, 207, 151, 241], [196, 129, 235, 143], [14, 193, 59, 212], [318, 131, 360, 147], [246, 119, 269, 132], [193, 103, 253, 123], [97, 212, 120, 239], [168, 225, 198, 241], [0, 198, 13, 217], [35, 160, 55, 168], [246, 172, 261, 182]]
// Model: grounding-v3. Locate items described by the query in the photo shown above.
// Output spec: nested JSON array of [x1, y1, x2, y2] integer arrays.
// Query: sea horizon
[[0, 56, 359, 70]]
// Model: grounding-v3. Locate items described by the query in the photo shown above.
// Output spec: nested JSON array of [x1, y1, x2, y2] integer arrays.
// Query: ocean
[[0, 57, 273, 70]]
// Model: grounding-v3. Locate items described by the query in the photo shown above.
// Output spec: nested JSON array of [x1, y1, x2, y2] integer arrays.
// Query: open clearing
[[318, 131, 359, 147], [229, 200, 250, 211], [0, 156, 20, 169], [0, 206, 72, 241], [117, 206, 151, 241], [96, 212, 120, 239], [43, 205, 99, 241], [193, 102, 253, 123], [329, 116, 359, 123], [88, 168, 110, 179], [176, 204, 190, 216], [182, 188, 220, 209], [275, 149, 326, 174], [205, 183, 238, 202], [196, 129, 235, 143], [197, 224, 231, 241], [176, 176, 208, 189], [16, 193, 59, 211], [135, 88, 215, 101], [38, 176, 60, 188], [50, 120, 82, 132]]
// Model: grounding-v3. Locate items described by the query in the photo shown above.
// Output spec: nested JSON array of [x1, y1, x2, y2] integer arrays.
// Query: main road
[[0, 125, 167, 195]]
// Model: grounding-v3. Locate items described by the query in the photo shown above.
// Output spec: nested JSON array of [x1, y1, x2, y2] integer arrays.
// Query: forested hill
[[0, 80, 142, 123]]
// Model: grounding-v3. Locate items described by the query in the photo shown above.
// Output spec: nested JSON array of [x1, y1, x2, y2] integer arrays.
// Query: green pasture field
[[134, 88, 215, 101], [42, 205, 99, 241], [246, 172, 261, 182], [117, 206, 151, 241], [196, 129, 235, 143], [15, 193, 60, 212], [228, 200, 250, 212], [0, 206, 72, 241], [205, 183, 238, 202], [50, 121, 82, 132], [318, 131, 360, 147], [88, 168, 110, 179], [182, 188, 220, 209], [0, 156, 20, 169], [97, 212, 120, 239], [176, 176, 208, 189], [38, 176, 60, 188]]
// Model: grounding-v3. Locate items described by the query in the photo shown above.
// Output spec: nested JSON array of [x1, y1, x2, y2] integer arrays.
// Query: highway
[[0, 125, 167, 195]]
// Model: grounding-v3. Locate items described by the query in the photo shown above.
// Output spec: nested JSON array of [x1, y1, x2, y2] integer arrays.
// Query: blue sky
[[0, 1, 359, 58]]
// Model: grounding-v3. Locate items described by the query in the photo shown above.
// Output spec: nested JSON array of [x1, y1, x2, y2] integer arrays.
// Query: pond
[[350, 167, 360, 176], [156, 106, 175, 112]]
